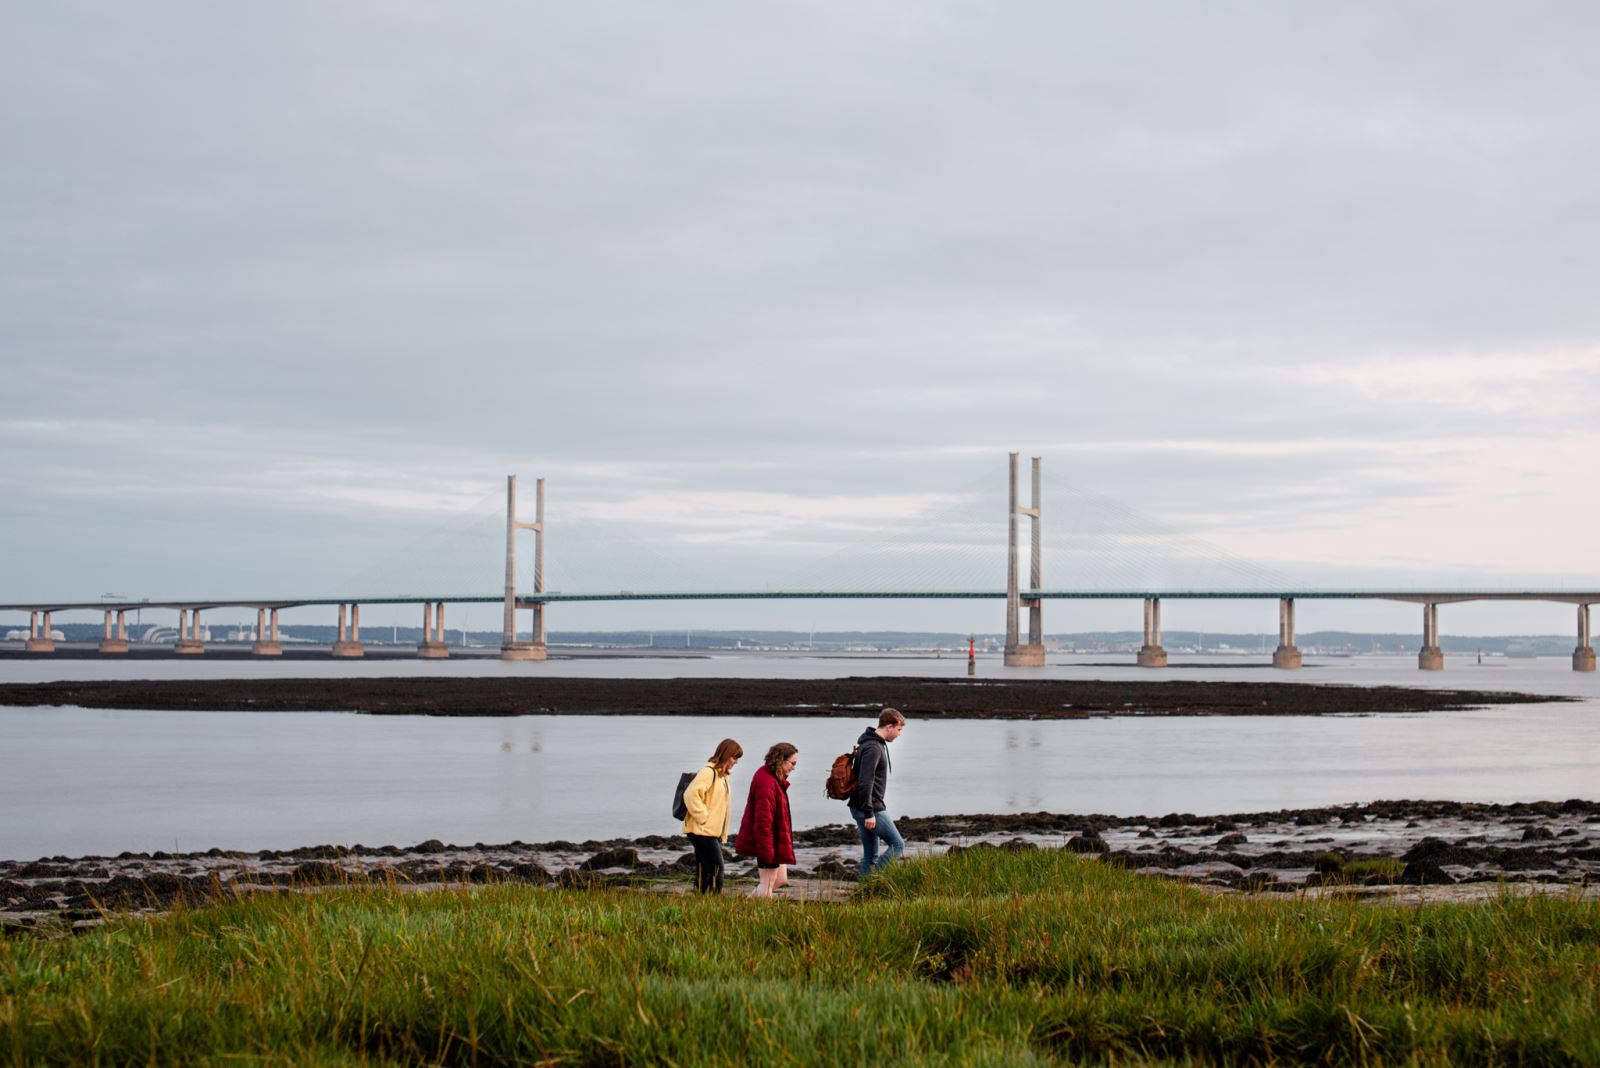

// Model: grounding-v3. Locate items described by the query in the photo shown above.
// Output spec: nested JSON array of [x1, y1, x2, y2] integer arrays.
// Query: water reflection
[[1001, 724, 1047, 809]]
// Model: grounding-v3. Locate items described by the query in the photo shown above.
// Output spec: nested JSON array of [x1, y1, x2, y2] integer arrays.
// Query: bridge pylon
[[502, 474, 547, 661], [1418, 602, 1444, 670], [99, 608, 129, 653], [1137, 597, 1168, 667], [1004, 453, 1045, 667], [1271, 597, 1302, 668], [1574, 604, 1595, 672], [24, 610, 55, 653]]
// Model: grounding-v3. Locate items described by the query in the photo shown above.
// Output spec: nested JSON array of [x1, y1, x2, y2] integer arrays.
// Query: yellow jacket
[[682, 764, 732, 840]]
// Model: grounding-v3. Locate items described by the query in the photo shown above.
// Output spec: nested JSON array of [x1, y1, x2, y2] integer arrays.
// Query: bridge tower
[[501, 474, 547, 661], [1004, 453, 1046, 667]]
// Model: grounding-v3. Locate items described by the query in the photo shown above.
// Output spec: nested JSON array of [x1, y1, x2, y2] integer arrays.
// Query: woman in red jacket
[[735, 742, 798, 897]]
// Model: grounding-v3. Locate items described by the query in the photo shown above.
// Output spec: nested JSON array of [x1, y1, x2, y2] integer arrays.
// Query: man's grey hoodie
[[851, 725, 891, 813]]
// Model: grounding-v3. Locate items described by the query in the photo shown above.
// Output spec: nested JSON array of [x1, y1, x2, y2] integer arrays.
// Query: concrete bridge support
[[1272, 597, 1303, 669], [1137, 597, 1168, 667], [24, 610, 55, 653], [501, 475, 548, 661], [418, 601, 449, 658], [1003, 454, 1045, 667], [1418, 603, 1444, 670], [252, 608, 282, 656], [1575, 604, 1596, 672], [99, 609, 129, 653], [174, 608, 205, 654], [332, 603, 364, 657]]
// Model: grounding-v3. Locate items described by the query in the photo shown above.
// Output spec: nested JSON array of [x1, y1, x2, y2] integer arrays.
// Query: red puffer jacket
[[734, 764, 795, 866]]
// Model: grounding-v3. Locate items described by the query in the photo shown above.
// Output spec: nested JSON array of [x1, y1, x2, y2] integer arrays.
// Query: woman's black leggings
[[686, 833, 724, 894]]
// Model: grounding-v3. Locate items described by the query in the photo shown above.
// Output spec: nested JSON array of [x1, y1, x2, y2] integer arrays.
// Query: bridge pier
[[1272, 597, 1302, 668], [502, 627, 548, 659], [174, 608, 205, 654], [1418, 603, 1444, 670], [1137, 597, 1168, 667], [1575, 604, 1596, 672], [1003, 454, 1046, 667], [501, 475, 548, 661], [24, 610, 55, 652], [99, 609, 129, 653], [418, 601, 449, 658], [1007, 602, 1045, 665], [527, 599, 547, 659], [332, 602, 364, 657], [252, 608, 283, 655]]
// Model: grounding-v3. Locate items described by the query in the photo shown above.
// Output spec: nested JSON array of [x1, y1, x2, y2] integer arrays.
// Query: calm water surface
[[1, 653, 1595, 859]]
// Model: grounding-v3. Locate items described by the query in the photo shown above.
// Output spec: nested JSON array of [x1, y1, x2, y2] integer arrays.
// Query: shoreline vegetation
[[3, 848, 1597, 1064], [0, 675, 1571, 717], [7, 799, 1597, 930]]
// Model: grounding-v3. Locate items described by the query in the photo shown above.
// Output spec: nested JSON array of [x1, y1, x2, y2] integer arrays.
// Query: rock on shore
[[5, 799, 1597, 934]]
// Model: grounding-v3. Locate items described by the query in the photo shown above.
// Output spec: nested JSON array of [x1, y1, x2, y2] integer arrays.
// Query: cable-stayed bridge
[[3, 459, 1597, 671]]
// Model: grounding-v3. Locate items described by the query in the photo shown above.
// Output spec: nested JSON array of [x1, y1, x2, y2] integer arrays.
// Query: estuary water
[[1, 653, 1596, 860]]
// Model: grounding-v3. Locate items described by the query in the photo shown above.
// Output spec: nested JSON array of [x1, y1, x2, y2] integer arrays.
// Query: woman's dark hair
[[764, 742, 798, 778], [708, 738, 743, 772]]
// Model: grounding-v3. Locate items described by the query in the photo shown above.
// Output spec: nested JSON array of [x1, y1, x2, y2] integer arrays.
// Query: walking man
[[848, 708, 906, 875]]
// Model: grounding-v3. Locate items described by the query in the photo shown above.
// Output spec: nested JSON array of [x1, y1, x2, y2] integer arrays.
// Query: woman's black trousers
[[686, 833, 724, 894]]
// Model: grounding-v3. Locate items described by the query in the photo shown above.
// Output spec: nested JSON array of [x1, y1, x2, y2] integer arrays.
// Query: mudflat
[[0, 675, 1568, 717]]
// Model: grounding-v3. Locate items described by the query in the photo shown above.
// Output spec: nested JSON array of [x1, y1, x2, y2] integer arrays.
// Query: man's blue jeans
[[849, 806, 904, 875]]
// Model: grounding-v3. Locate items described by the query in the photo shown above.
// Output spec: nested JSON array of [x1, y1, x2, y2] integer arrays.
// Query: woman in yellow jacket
[[683, 738, 742, 893]]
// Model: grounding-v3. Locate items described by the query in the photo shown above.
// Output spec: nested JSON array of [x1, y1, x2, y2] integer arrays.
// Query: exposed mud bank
[[0, 675, 1567, 718]]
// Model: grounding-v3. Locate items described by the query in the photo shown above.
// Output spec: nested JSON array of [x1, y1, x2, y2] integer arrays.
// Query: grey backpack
[[671, 770, 697, 820]]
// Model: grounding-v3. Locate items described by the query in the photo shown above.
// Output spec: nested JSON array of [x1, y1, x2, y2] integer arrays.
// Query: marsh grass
[[1341, 859, 1407, 881], [2, 850, 1596, 1065]]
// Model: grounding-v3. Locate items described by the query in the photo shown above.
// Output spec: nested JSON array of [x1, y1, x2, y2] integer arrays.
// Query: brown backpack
[[825, 746, 858, 800]]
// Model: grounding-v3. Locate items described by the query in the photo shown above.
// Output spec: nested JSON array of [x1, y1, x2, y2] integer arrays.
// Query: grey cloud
[[5, 3, 1600, 614]]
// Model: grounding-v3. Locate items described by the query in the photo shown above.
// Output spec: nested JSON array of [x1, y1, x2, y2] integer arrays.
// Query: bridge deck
[[2, 589, 1596, 612]]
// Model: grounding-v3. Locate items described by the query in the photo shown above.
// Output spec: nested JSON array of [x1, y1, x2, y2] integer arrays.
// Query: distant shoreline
[[0, 675, 1568, 718]]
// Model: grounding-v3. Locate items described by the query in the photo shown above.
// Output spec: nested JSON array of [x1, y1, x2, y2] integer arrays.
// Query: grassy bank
[[2, 852, 1597, 1066]]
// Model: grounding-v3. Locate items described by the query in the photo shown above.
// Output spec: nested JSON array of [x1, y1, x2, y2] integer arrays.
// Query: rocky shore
[[6, 799, 1596, 935], [0, 675, 1568, 718]]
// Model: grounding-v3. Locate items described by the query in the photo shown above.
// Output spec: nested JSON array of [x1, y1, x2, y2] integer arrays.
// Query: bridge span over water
[[4, 460, 1596, 671]]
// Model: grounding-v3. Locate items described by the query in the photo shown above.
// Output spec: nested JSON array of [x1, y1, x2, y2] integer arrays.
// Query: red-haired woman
[[682, 737, 742, 893], [735, 742, 798, 897]]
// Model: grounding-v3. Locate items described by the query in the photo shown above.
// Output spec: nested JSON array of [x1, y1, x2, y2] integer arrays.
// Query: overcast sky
[[4, 3, 1598, 637]]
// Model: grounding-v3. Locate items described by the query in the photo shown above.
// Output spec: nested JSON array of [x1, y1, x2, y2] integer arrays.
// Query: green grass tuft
[[1342, 858, 1407, 880], [2, 850, 1596, 1065]]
